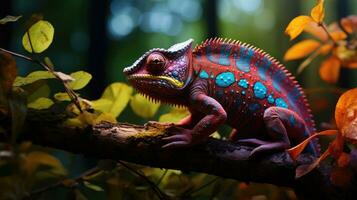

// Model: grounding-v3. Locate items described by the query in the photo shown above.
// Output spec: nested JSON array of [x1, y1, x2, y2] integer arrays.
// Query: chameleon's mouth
[[127, 74, 184, 88]]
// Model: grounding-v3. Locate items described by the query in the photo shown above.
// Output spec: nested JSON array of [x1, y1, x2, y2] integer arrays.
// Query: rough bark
[[1, 108, 357, 200]]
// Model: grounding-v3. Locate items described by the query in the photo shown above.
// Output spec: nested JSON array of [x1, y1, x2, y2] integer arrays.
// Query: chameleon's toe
[[249, 142, 290, 158]]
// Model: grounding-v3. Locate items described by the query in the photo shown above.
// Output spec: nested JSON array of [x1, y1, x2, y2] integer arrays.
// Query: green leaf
[[91, 83, 133, 118], [54, 92, 71, 101], [22, 20, 54, 53], [0, 15, 21, 24], [83, 181, 104, 192], [68, 71, 92, 90], [43, 57, 54, 70], [9, 87, 27, 144], [14, 71, 54, 86], [24, 81, 51, 103], [159, 107, 190, 123], [27, 97, 54, 110], [130, 94, 160, 118]]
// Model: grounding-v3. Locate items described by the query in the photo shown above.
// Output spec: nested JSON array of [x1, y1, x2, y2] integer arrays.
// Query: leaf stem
[[117, 161, 168, 200], [320, 23, 337, 46]]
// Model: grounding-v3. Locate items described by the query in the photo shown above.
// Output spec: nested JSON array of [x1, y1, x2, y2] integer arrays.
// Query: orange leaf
[[304, 21, 328, 41], [284, 39, 321, 61], [319, 56, 341, 84], [340, 15, 357, 34], [319, 43, 333, 55], [342, 60, 357, 69], [285, 15, 313, 40], [330, 31, 347, 41], [335, 88, 357, 141], [287, 129, 338, 161], [311, 0, 325, 23], [295, 146, 331, 178], [337, 152, 351, 167]]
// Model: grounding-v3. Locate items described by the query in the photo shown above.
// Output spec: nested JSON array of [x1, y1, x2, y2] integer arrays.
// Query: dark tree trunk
[[204, 0, 219, 38]]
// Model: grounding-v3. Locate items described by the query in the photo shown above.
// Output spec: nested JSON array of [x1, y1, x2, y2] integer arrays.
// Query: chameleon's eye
[[146, 53, 166, 74]]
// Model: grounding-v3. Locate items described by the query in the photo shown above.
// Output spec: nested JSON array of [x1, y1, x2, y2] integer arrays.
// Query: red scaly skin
[[123, 38, 319, 157]]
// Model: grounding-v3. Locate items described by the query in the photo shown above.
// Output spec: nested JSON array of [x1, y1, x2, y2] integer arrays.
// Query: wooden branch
[[1, 108, 357, 200]]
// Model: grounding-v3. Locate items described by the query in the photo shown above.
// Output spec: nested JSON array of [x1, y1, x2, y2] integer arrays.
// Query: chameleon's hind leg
[[241, 107, 309, 157]]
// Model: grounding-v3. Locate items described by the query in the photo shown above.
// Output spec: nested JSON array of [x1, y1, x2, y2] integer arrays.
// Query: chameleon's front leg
[[162, 93, 227, 149]]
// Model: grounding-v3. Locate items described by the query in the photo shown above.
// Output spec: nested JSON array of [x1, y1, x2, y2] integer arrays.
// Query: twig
[[117, 161, 168, 200], [297, 46, 322, 74], [320, 23, 338, 46], [27, 166, 100, 199], [0, 47, 83, 112], [156, 169, 168, 186]]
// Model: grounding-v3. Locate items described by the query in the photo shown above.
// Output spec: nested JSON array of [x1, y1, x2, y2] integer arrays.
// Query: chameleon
[[123, 38, 319, 157]]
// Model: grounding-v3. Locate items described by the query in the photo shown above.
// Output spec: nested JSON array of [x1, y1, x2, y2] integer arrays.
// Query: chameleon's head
[[123, 39, 193, 99]]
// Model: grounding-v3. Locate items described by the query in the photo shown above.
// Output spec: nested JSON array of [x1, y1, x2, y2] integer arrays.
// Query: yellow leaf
[[93, 112, 117, 125], [54, 92, 71, 101], [63, 111, 96, 128], [285, 15, 313, 40], [21, 151, 66, 175], [68, 71, 92, 90], [130, 94, 160, 118], [27, 97, 54, 110], [335, 88, 357, 140], [319, 43, 333, 55], [311, 0, 325, 23], [159, 107, 190, 123], [14, 71, 54, 86], [91, 83, 133, 118], [304, 21, 328, 41], [22, 20, 54, 53], [319, 56, 341, 84], [284, 39, 321, 61], [330, 31, 347, 41]]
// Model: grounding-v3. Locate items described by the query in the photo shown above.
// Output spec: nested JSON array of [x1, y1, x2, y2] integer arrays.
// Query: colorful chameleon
[[123, 38, 319, 157]]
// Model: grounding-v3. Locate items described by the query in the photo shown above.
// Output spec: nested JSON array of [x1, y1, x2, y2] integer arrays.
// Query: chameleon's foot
[[249, 142, 290, 158], [162, 128, 196, 149]]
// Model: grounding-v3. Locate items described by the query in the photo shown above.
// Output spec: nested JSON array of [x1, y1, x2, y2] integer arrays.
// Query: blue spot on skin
[[235, 47, 254, 72], [238, 79, 249, 89], [258, 58, 271, 81], [242, 91, 246, 95], [275, 98, 288, 108], [289, 115, 296, 126], [267, 94, 275, 104], [199, 70, 209, 79], [206, 45, 231, 66], [253, 81, 267, 99], [248, 103, 261, 112], [210, 74, 215, 78], [215, 72, 235, 87]]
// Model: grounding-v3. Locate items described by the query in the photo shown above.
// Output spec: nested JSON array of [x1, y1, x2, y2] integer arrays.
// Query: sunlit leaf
[[91, 83, 133, 118], [335, 88, 357, 140], [330, 31, 347, 41], [0, 15, 21, 24], [285, 15, 313, 40], [335, 45, 357, 68], [159, 107, 190, 123], [284, 39, 321, 61], [0, 52, 17, 94], [9, 88, 27, 144], [319, 43, 333, 55], [304, 21, 328, 41], [54, 92, 71, 101], [21, 151, 67, 175], [319, 55, 340, 84], [27, 97, 54, 110], [22, 20, 54, 53], [83, 181, 104, 192], [68, 71, 92, 90], [310, 0, 325, 23], [63, 111, 96, 128], [130, 94, 160, 118], [14, 71, 54, 86]]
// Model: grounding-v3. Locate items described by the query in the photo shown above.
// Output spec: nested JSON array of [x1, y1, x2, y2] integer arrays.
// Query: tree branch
[[1, 108, 357, 199]]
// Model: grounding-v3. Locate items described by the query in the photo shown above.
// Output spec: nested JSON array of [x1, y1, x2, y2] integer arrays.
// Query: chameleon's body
[[124, 38, 319, 156]]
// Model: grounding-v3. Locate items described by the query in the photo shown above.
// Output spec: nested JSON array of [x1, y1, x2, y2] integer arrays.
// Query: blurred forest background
[[0, 0, 357, 199]]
